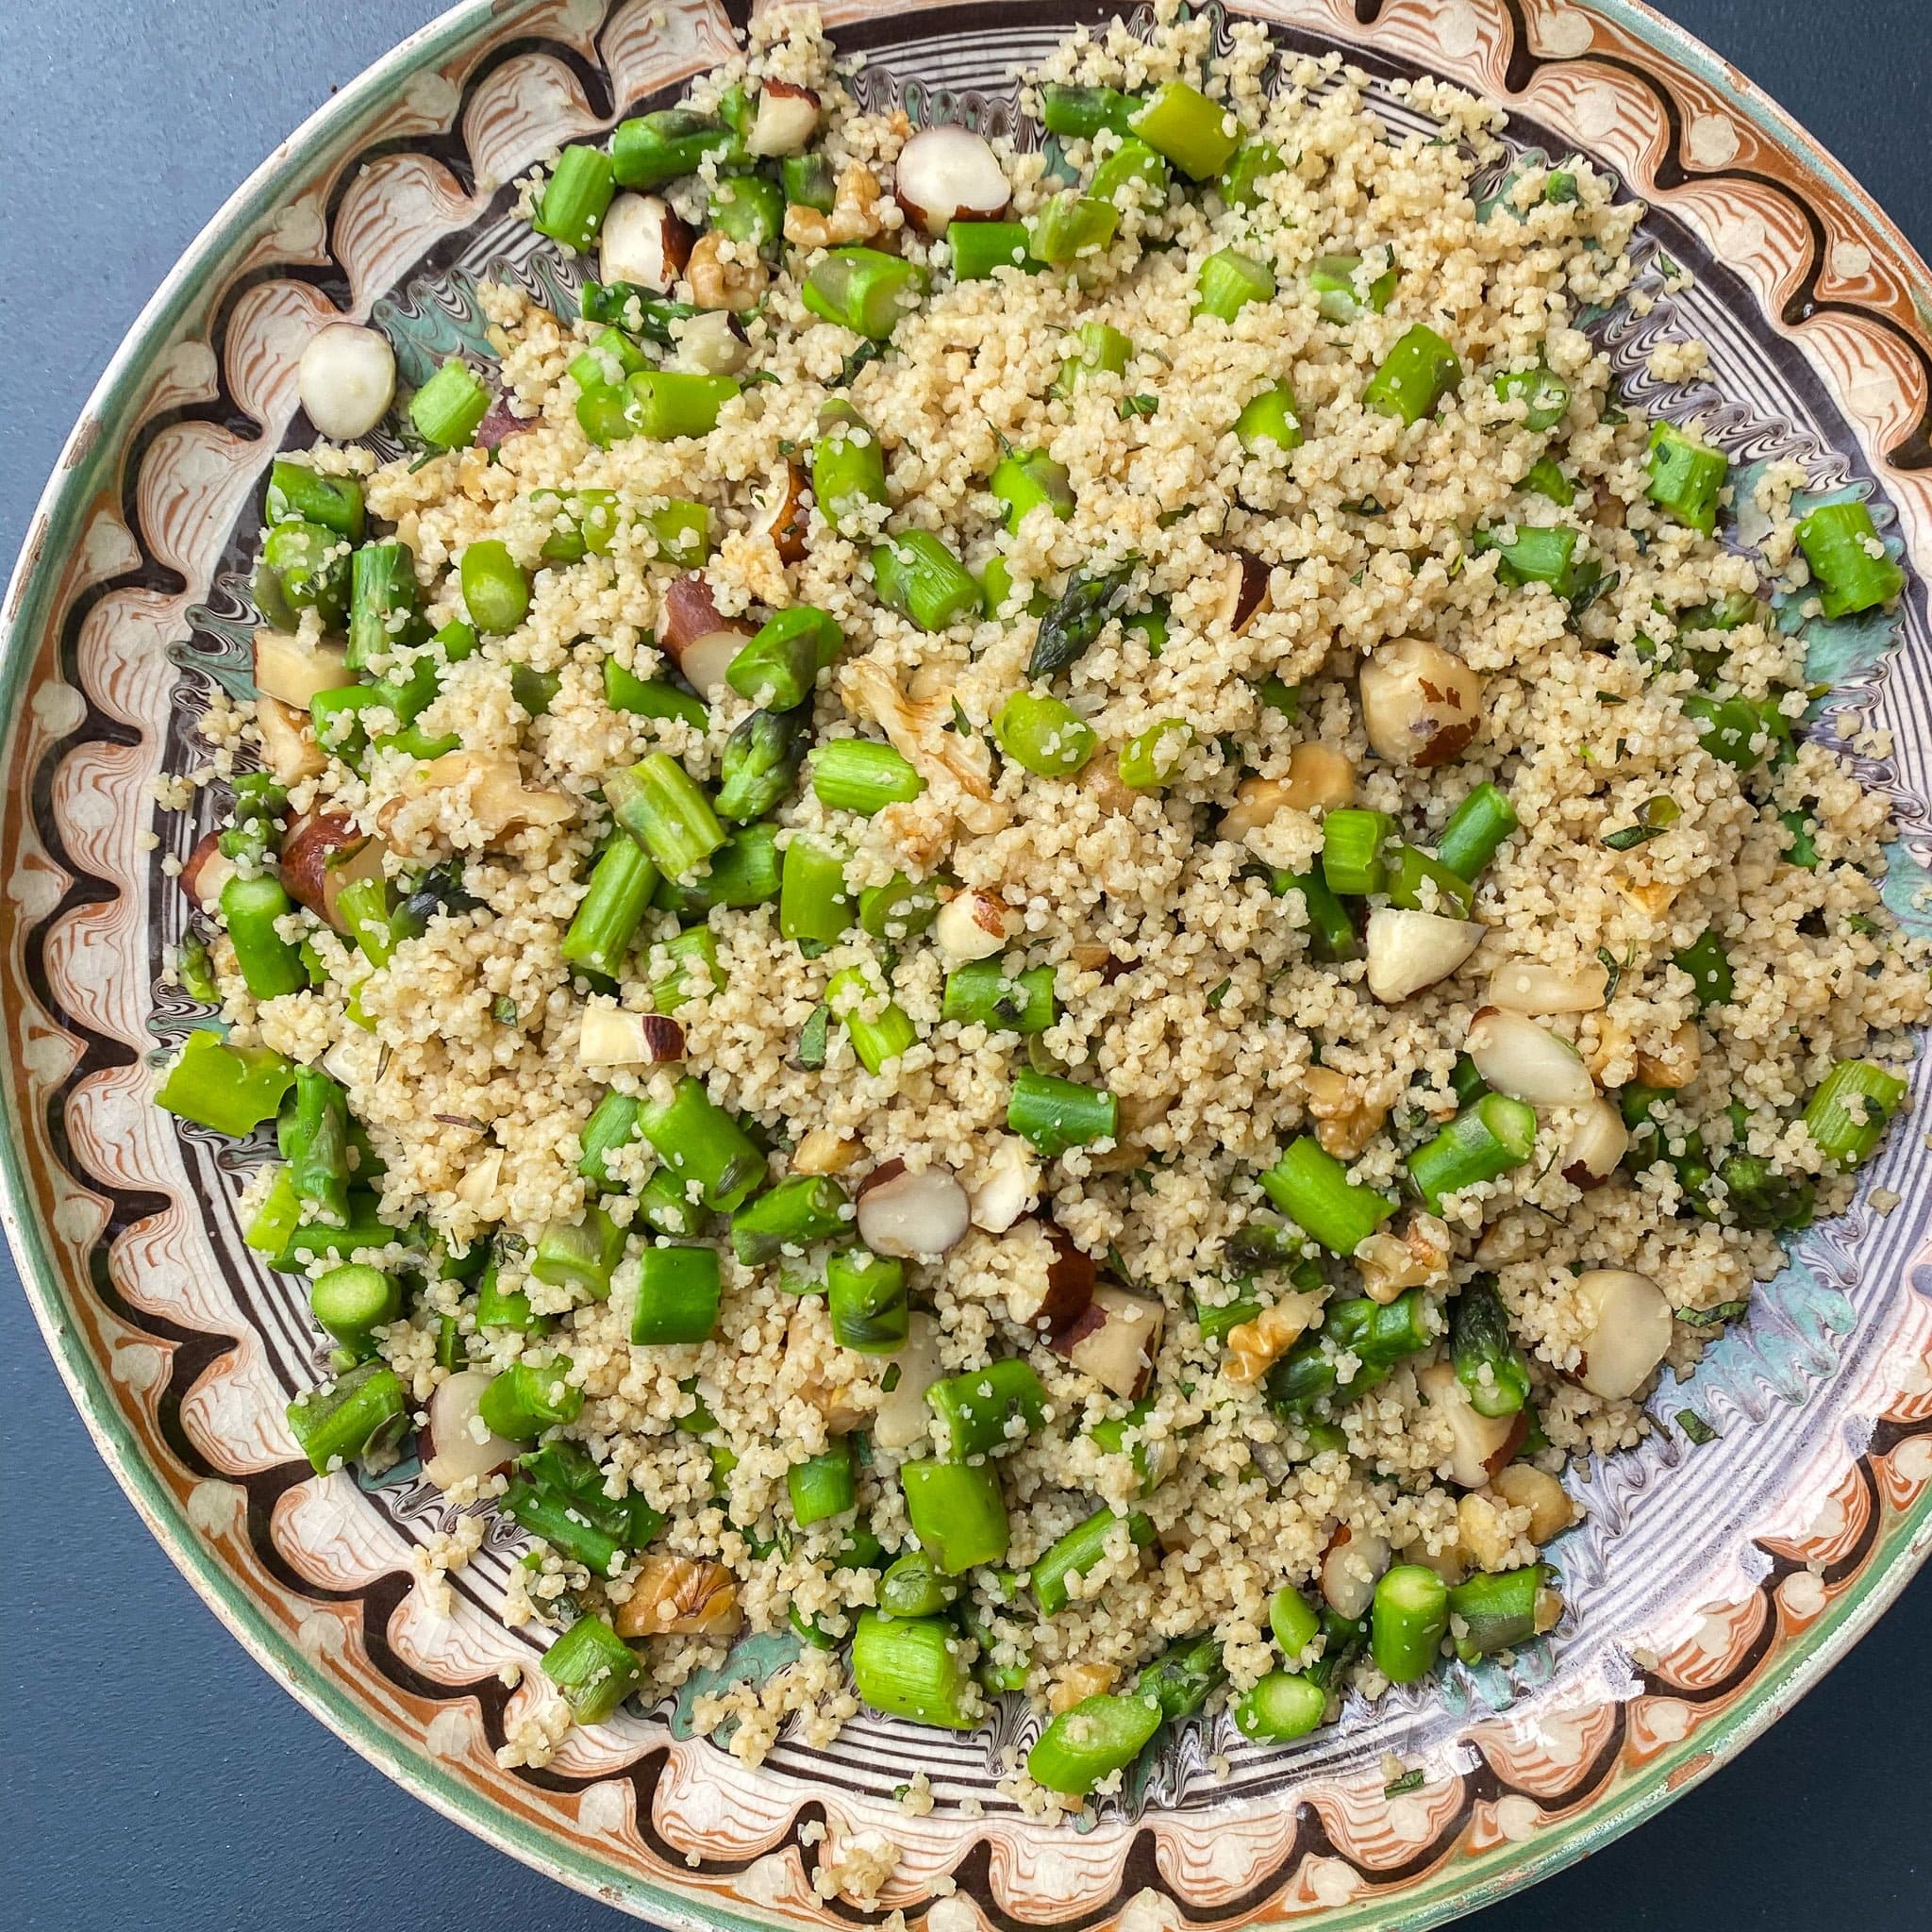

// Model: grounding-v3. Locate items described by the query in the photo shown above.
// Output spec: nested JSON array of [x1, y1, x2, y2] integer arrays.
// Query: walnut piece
[[686, 230, 769, 311], [1047, 1661, 1119, 1713], [1223, 1291, 1323, 1384], [1303, 1065, 1390, 1160], [1355, 1213, 1453, 1305], [783, 163, 885, 247], [614, 1555, 742, 1637]]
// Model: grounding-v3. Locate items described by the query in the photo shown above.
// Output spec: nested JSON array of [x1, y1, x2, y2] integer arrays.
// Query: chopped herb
[[1121, 393, 1160, 419], [950, 698, 974, 737], [1675, 1408, 1719, 1445], [1596, 944, 1625, 1001], [1384, 1769, 1425, 1797], [795, 1002, 830, 1071], [491, 994, 519, 1025], [1107, 1241, 1139, 1290], [1603, 795, 1681, 851], [880, 1362, 901, 1393], [833, 339, 885, 388], [1207, 976, 1233, 1008], [1567, 563, 1618, 618], [1677, 1299, 1748, 1326]]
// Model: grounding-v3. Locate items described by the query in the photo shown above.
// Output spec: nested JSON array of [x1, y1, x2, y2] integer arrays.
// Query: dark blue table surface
[[2, 3, 1927, 1926]]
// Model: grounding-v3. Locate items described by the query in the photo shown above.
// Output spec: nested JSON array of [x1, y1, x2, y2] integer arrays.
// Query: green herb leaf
[[1675, 1408, 1719, 1445], [833, 339, 885, 389], [1566, 563, 1618, 619], [1603, 795, 1681, 851], [491, 994, 519, 1025], [1383, 1769, 1424, 1798], [1677, 1299, 1748, 1326], [1120, 393, 1159, 419], [795, 1002, 830, 1071]]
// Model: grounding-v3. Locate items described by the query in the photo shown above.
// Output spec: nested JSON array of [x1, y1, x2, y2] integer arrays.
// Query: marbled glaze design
[[3, 4, 1931, 1928]]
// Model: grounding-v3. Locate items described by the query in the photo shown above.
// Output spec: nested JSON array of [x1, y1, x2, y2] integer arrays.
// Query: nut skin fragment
[[793, 1127, 860, 1175]]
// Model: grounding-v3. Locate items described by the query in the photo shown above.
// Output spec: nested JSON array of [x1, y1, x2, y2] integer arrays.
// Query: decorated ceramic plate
[[5, 1, 1931, 1925]]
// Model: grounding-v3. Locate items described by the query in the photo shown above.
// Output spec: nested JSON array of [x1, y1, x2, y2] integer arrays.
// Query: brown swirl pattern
[[4, 4, 1931, 1929]]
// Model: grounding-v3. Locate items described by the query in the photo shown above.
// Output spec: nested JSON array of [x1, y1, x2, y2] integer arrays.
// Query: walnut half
[[1355, 1213, 1452, 1305], [614, 1555, 742, 1638], [1222, 1291, 1324, 1383], [686, 231, 769, 312], [1303, 1065, 1390, 1160]]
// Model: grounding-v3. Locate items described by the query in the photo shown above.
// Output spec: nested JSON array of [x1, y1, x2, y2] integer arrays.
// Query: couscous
[[155, 4, 1924, 1811]]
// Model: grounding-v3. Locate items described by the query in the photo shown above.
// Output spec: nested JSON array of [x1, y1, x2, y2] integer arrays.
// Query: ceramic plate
[[6, 2, 1931, 1925]]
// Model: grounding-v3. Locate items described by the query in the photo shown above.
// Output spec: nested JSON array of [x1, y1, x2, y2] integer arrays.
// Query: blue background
[[1, 2, 1927, 1925]]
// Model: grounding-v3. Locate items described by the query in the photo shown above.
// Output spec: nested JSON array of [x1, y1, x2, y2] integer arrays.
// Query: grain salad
[[155, 3, 1926, 1811]]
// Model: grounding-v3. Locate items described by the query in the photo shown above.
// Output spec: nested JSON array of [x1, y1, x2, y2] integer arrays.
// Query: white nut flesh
[[1487, 958, 1610, 1014], [747, 81, 821, 158], [180, 834, 238, 914], [1358, 639, 1485, 767], [1560, 1095, 1629, 1188], [670, 308, 751, 376], [1053, 1282, 1163, 1397], [1320, 1527, 1391, 1620], [1574, 1268, 1673, 1399], [892, 125, 1011, 238], [1467, 1007, 1596, 1107], [297, 323, 396, 441], [677, 629, 749, 701], [1491, 1462, 1574, 1544], [578, 1004, 686, 1069], [871, 1312, 943, 1451], [255, 695, 324, 788], [1419, 1360, 1527, 1490], [599, 192, 692, 291], [934, 889, 1010, 964], [968, 1135, 1040, 1233], [854, 1164, 971, 1258], [253, 629, 353, 709], [422, 1370, 520, 1491], [1364, 908, 1485, 1002]]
